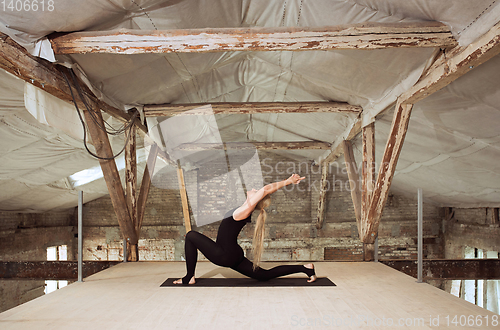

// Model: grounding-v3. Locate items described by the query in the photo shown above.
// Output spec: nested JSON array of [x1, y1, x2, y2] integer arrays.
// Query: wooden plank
[[0, 261, 120, 280], [362, 21, 500, 126], [342, 140, 361, 225], [363, 22, 500, 125], [360, 123, 375, 241], [315, 163, 329, 229], [83, 107, 138, 244], [125, 124, 137, 229], [0, 33, 146, 133], [364, 103, 413, 244], [144, 102, 362, 116], [176, 161, 192, 232], [125, 125, 138, 261], [49, 22, 457, 55], [400, 21, 500, 105], [174, 141, 331, 151], [136, 144, 159, 235], [381, 259, 500, 280]]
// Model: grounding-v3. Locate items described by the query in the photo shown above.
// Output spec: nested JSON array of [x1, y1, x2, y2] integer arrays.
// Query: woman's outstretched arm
[[233, 174, 305, 220]]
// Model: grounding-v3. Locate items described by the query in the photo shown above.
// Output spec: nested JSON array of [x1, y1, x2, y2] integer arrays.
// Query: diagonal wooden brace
[[83, 106, 138, 245], [364, 102, 414, 244]]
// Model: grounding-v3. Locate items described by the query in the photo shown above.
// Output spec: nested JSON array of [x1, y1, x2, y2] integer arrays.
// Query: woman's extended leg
[[175, 231, 227, 284], [232, 258, 316, 282]]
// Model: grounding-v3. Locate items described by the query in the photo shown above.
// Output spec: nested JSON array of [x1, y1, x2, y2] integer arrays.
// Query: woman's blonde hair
[[251, 194, 272, 270]]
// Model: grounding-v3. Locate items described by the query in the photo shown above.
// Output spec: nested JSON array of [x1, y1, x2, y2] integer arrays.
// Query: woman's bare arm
[[233, 174, 305, 220]]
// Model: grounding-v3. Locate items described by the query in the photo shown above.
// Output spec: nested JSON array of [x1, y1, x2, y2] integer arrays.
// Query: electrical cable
[[62, 69, 138, 160]]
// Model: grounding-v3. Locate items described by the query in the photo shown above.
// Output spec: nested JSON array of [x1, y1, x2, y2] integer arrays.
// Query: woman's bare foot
[[304, 263, 317, 283], [173, 276, 196, 285]]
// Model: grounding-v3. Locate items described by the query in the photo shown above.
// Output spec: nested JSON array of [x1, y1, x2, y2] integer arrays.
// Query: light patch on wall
[[44, 245, 68, 295]]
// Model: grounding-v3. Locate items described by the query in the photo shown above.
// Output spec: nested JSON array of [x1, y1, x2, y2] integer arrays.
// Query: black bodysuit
[[181, 209, 314, 284]]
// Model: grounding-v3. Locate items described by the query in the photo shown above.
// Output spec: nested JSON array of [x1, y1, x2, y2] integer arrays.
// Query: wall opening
[[450, 247, 500, 314], [44, 245, 68, 294]]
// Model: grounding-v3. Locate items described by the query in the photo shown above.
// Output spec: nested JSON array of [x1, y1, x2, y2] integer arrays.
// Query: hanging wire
[[62, 69, 138, 160]]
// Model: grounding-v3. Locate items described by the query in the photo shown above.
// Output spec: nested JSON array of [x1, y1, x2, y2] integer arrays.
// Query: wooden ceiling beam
[[400, 21, 500, 105], [362, 21, 500, 125], [0, 33, 146, 133], [321, 117, 362, 165], [49, 22, 457, 55], [173, 141, 331, 151], [144, 102, 362, 117]]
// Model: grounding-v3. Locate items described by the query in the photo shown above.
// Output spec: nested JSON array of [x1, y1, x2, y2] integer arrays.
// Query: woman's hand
[[287, 173, 305, 184]]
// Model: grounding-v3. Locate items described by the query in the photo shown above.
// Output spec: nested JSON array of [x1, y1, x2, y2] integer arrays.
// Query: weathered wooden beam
[[49, 22, 456, 55], [361, 123, 375, 236], [144, 102, 362, 116], [321, 117, 362, 165], [177, 161, 192, 232], [363, 21, 500, 125], [315, 163, 329, 229], [381, 259, 500, 280], [342, 140, 361, 225], [0, 261, 120, 280], [175, 141, 331, 151], [400, 21, 500, 105], [364, 103, 413, 244], [137, 144, 159, 235], [83, 107, 138, 244], [125, 124, 138, 261], [360, 123, 376, 261], [0, 33, 146, 133]]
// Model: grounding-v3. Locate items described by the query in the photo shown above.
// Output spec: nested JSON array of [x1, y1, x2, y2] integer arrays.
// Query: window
[[450, 247, 500, 315], [44, 245, 68, 294]]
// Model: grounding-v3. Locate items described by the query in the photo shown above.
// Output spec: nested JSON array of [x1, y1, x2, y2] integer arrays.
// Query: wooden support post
[[363, 243, 375, 262], [343, 140, 361, 230], [316, 163, 329, 229], [361, 123, 375, 243], [83, 107, 137, 245], [365, 102, 414, 244], [125, 124, 138, 261], [137, 144, 159, 235], [177, 161, 192, 232]]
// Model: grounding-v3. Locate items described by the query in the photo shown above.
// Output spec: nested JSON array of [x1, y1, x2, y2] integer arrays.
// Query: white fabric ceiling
[[0, 0, 499, 212]]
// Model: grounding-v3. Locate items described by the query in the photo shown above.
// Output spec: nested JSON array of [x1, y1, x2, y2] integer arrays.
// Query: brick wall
[[81, 151, 444, 264], [0, 210, 76, 313]]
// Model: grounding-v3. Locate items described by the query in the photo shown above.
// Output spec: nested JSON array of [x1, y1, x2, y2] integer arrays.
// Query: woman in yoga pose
[[174, 173, 316, 285]]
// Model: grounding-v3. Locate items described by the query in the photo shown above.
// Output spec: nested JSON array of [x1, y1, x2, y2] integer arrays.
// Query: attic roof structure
[[1, 0, 500, 324]]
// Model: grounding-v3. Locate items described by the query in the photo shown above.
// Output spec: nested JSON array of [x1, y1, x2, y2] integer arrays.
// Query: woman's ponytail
[[251, 194, 271, 270]]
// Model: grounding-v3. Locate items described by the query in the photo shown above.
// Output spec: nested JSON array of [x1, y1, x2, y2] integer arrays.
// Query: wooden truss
[[2, 20, 499, 262], [49, 22, 456, 55]]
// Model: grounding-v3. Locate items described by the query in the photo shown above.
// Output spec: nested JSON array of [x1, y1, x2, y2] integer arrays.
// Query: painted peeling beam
[[49, 22, 457, 55], [315, 163, 329, 230], [364, 103, 413, 244], [174, 141, 332, 151], [0, 33, 146, 133], [401, 21, 500, 105], [144, 102, 362, 117], [321, 117, 362, 165], [363, 21, 500, 125]]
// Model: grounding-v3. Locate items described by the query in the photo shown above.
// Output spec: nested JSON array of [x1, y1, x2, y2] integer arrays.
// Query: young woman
[[174, 173, 316, 285]]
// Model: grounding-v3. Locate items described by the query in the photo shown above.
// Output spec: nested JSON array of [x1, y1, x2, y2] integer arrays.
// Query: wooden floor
[[0, 261, 497, 329]]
